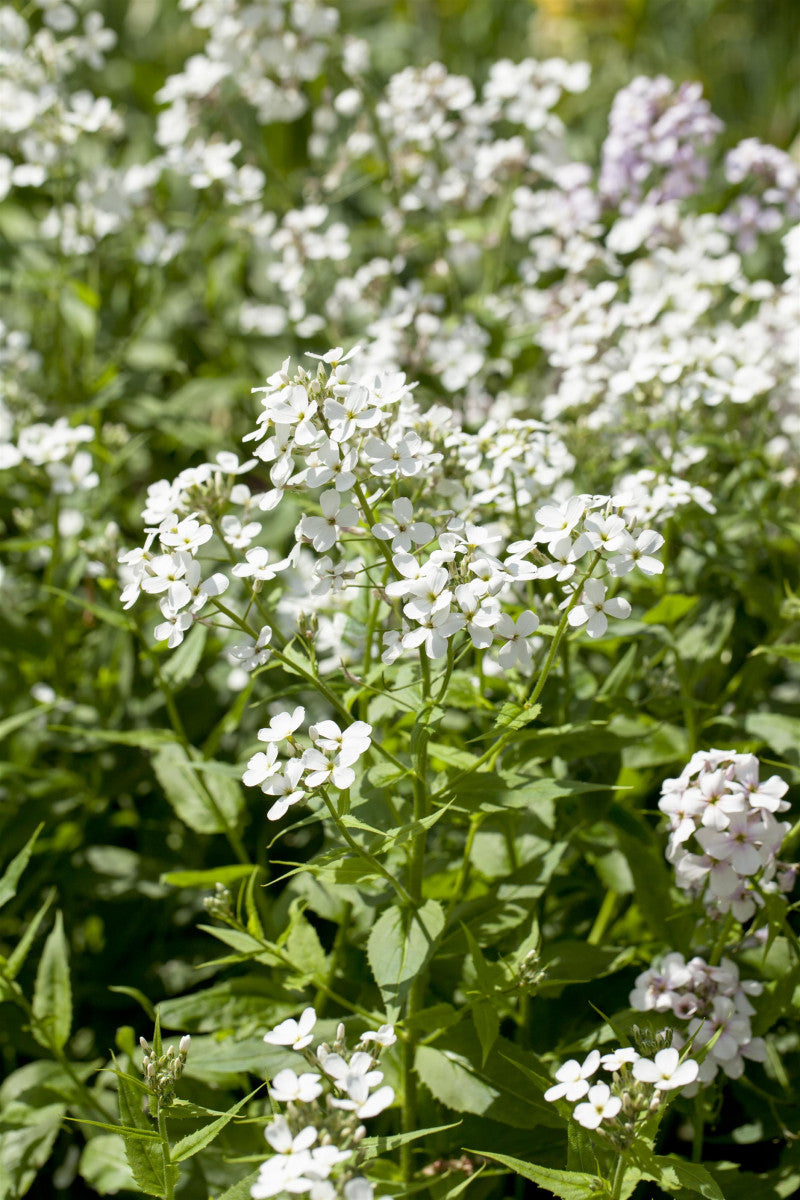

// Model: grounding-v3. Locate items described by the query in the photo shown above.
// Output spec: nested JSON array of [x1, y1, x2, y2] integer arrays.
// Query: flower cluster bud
[[139, 1032, 191, 1107], [203, 882, 234, 921]]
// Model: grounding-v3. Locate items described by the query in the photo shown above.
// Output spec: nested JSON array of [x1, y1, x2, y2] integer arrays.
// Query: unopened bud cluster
[[517, 949, 548, 992], [139, 1033, 191, 1106], [203, 882, 234, 921]]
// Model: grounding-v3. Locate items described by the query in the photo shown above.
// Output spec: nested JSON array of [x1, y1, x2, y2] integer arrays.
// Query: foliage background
[[1, 0, 799, 1197]]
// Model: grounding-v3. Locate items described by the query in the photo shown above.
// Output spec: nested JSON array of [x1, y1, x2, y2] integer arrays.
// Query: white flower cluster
[[254, 1007, 395, 1200], [120, 347, 666, 683], [243, 707, 372, 821], [545, 1043, 698, 1138], [659, 749, 794, 921], [0, 412, 98, 494], [630, 952, 766, 1093]]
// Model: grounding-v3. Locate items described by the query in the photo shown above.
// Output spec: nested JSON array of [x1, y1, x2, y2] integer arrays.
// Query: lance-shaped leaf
[[31, 910, 72, 1051], [367, 900, 445, 1021]]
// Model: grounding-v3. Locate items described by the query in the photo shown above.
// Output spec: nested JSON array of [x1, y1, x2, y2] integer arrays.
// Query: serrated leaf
[[359, 1120, 461, 1157], [215, 1169, 262, 1200], [466, 1151, 606, 1198], [632, 1147, 724, 1199], [494, 701, 542, 733], [32, 911, 72, 1051], [115, 1070, 170, 1197], [152, 742, 244, 835], [367, 900, 445, 1021], [170, 1086, 260, 1162]]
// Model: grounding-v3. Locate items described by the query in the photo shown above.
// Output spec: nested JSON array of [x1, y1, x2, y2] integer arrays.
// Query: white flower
[[633, 1048, 699, 1091], [159, 516, 213, 553], [573, 1082, 622, 1129], [309, 720, 368, 757], [302, 748, 357, 790], [607, 529, 664, 576], [600, 1048, 640, 1071], [360, 1024, 396, 1048], [154, 602, 193, 648], [373, 498, 435, 552], [265, 1116, 317, 1155], [258, 706, 306, 744], [567, 579, 631, 638], [300, 491, 359, 552], [495, 610, 539, 669], [533, 497, 586, 548], [264, 1007, 317, 1050], [544, 1049, 601, 1102], [232, 546, 286, 583], [264, 759, 307, 821], [243, 745, 280, 789], [270, 1068, 323, 1103]]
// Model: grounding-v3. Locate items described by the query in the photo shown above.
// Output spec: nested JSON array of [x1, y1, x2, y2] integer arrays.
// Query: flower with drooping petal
[[264, 1006, 317, 1050]]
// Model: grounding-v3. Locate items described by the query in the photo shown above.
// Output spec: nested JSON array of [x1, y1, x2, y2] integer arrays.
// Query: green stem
[[319, 789, 414, 906], [708, 911, 735, 966], [427, 555, 602, 804], [401, 654, 433, 1182], [610, 1156, 626, 1200], [587, 888, 620, 946], [692, 1093, 705, 1164], [157, 1102, 175, 1200]]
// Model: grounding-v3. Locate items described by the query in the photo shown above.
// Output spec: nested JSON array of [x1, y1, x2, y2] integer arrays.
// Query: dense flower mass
[[630, 952, 766, 1093], [659, 750, 794, 920], [118, 347, 670, 726]]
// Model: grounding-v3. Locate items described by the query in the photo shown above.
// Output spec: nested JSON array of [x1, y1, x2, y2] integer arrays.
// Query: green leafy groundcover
[[1, 1, 800, 1199]]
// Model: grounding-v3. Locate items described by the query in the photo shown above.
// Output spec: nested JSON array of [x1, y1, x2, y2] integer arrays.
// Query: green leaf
[[745, 712, 800, 763], [115, 1069, 170, 1198], [642, 593, 699, 626], [79, 1133, 137, 1196], [0, 708, 50, 744], [751, 643, 800, 663], [633, 1147, 724, 1199], [0, 823, 43, 909], [493, 701, 542, 733], [152, 742, 244, 835], [161, 864, 254, 888], [170, 1086, 261, 1162], [160, 624, 208, 689], [215, 1169, 262, 1200], [31, 911, 72, 1051], [367, 900, 445, 1021], [5, 888, 55, 980], [466, 1151, 606, 1198], [359, 1121, 461, 1157], [414, 1028, 558, 1129], [109, 986, 157, 1022]]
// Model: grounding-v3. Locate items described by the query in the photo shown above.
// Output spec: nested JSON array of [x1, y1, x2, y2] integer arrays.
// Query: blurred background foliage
[[105, 0, 800, 148]]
